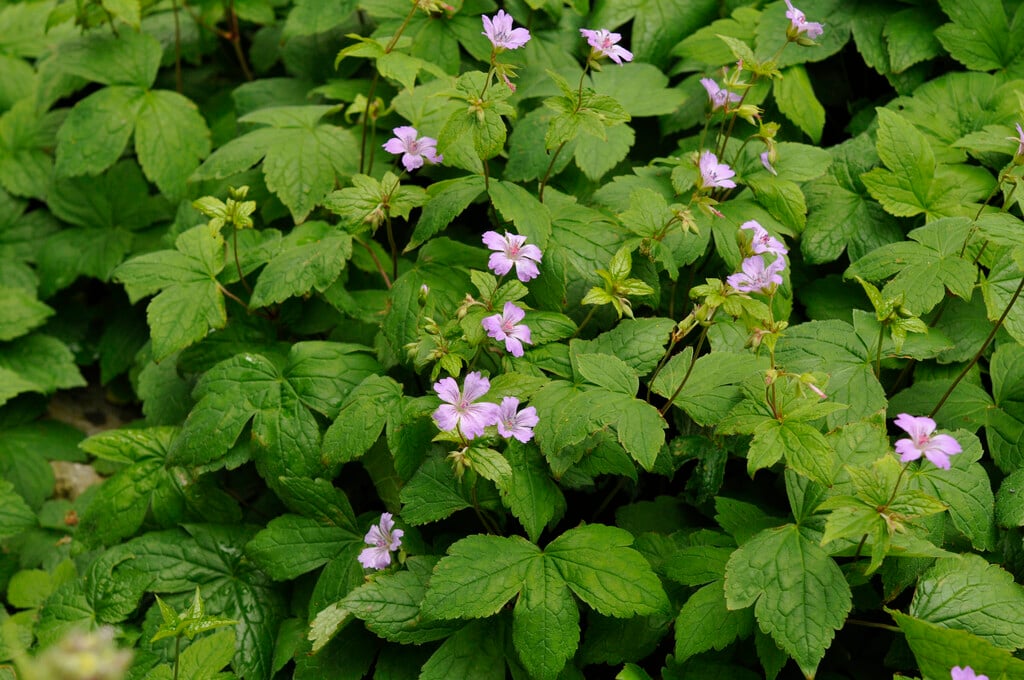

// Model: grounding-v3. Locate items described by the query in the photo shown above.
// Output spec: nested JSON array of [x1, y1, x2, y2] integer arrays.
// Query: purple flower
[[784, 0, 824, 39], [382, 126, 442, 172], [482, 10, 530, 50], [893, 414, 962, 470], [726, 255, 785, 293], [358, 512, 404, 570], [741, 220, 787, 257], [433, 371, 500, 440], [700, 78, 741, 110], [698, 150, 736, 190], [1011, 123, 1024, 156], [580, 28, 633, 65], [482, 301, 532, 357], [951, 667, 988, 680], [495, 397, 538, 443], [760, 150, 778, 175], [482, 231, 543, 282]]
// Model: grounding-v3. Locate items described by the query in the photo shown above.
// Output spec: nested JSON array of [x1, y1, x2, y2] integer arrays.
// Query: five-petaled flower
[[698, 150, 737, 190], [741, 220, 787, 257], [726, 255, 785, 293], [580, 28, 633, 65], [482, 230, 543, 281], [700, 78, 741, 111], [382, 127, 442, 172], [432, 372, 500, 440], [482, 302, 532, 357], [893, 413, 962, 470], [784, 0, 824, 39], [495, 396, 539, 443], [951, 667, 988, 680], [483, 10, 531, 50], [358, 513, 404, 570]]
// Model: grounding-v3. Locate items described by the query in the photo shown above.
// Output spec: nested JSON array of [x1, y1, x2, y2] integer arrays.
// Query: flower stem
[[874, 322, 885, 379], [385, 214, 399, 281], [357, 237, 392, 289], [659, 326, 708, 416], [538, 141, 566, 203], [572, 305, 597, 338], [233, 227, 252, 295], [929, 275, 1024, 418]]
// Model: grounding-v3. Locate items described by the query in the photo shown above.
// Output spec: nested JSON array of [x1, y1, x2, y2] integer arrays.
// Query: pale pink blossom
[[784, 0, 824, 39], [726, 255, 785, 293], [481, 302, 532, 357], [495, 397, 538, 443], [382, 126, 442, 172], [760, 150, 778, 175], [358, 513, 404, 570], [893, 414, 962, 470], [741, 220, 787, 257], [951, 667, 987, 680], [432, 372, 500, 440], [482, 10, 530, 50], [698, 150, 736, 190], [700, 78, 741, 110], [482, 231, 543, 282], [580, 28, 633, 65]]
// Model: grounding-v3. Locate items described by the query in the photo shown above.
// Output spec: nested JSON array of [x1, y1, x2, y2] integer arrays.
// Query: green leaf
[[546, 524, 669, 618], [572, 317, 674, 375], [628, 0, 718, 68], [744, 175, 807, 232], [0, 478, 34, 539], [322, 374, 403, 465], [980, 250, 1024, 345], [748, 419, 835, 486], [935, 0, 1018, 71], [250, 221, 352, 308], [488, 180, 551, 249], [0, 286, 52, 341], [178, 629, 235, 679], [675, 581, 754, 662], [246, 513, 361, 581], [590, 63, 685, 117], [573, 124, 635, 182], [101, 0, 141, 27], [283, 0, 357, 38], [513, 557, 580, 680], [501, 441, 565, 543], [56, 29, 162, 87], [0, 99, 61, 200], [651, 350, 765, 427], [908, 431, 994, 551], [0, 334, 86, 408], [861, 108, 935, 216], [399, 452, 473, 525], [421, 534, 540, 619], [134, 90, 211, 201], [406, 175, 486, 251], [774, 65, 824, 144], [910, 554, 1024, 649], [883, 7, 945, 73], [893, 610, 1024, 680], [113, 225, 226, 361], [55, 85, 144, 178], [572, 351, 638, 395], [420, 619, 506, 680], [724, 525, 852, 677]]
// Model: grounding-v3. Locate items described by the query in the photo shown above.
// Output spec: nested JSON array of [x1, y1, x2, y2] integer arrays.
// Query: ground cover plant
[[4, 0, 1024, 678]]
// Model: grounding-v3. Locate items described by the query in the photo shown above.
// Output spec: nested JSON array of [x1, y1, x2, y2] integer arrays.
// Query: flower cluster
[[432, 372, 538, 442], [726, 221, 787, 294], [383, 126, 443, 172], [359, 512, 404, 570], [893, 414, 962, 470]]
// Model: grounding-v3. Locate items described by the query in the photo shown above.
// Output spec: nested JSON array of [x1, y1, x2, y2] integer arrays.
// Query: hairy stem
[[357, 238, 392, 289], [385, 214, 398, 281], [659, 326, 708, 416], [538, 141, 566, 203]]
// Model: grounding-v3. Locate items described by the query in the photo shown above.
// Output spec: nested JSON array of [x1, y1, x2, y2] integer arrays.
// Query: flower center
[[507, 243, 520, 258], [501, 318, 515, 333], [407, 140, 420, 154], [916, 434, 930, 446]]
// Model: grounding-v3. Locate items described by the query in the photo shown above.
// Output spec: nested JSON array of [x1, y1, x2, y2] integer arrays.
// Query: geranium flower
[[760, 150, 778, 175], [951, 667, 987, 680], [1009, 123, 1024, 156], [698, 150, 736, 190], [482, 10, 530, 50], [482, 231, 543, 281], [482, 302, 532, 357], [382, 127, 442, 172], [495, 397, 538, 443], [784, 0, 824, 39], [700, 78, 741, 110], [358, 513, 404, 570], [580, 28, 633, 64], [893, 414, 962, 470], [741, 220, 787, 257], [726, 255, 785, 293], [432, 372, 500, 440]]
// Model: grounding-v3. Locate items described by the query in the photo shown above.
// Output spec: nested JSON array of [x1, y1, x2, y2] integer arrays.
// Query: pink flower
[[358, 512, 404, 570], [698, 150, 736, 190], [700, 78, 741, 110], [482, 231, 543, 281], [382, 126, 442, 172], [481, 301, 532, 357], [741, 220, 787, 257], [893, 414, 962, 470], [1010, 123, 1024, 156], [580, 28, 633, 65], [495, 397, 538, 443], [726, 255, 785, 293], [482, 10, 530, 50], [951, 667, 988, 680], [760, 150, 778, 175], [432, 372, 500, 440], [784, 0, 824, 39]]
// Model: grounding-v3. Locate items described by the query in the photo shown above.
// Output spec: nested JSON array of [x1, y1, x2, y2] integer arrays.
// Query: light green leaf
[[134, 90, 211, 200], [0, 286, 52, 341], [421, 534, 540, 619], [420, 619, 506, 680], [893, 610, 1024, 680], [101, 0, 141, 26], [406, 175, 486, 251], [996, 468, 1024, 528], [246, 514, 361, 581], [774, 65, 824, 144], [744, 175, 807, 232], [572, 317, 674, 375], [283, 0, 357, 38], [0, 334, 86, 408], [591, 63, 685, 117], [861, 108, 936, 217], [513, 558, 579, 680], [546, 524, 669, 617], [322, 375, 403, 465], [399, 452, 473, 525], [501, 441, 565, 543], [910, 554, 1024, 649], [980, 250, 1024, 345], [249, 221, 352, 308], [572, 351, 638, 395], [751, 419, 834, 486], [177, 629, 235, 679], [651, 350, 765, 427], [675, 581, 754, 662], [935, 0, 1017, 71], [0, 478, 35, 539], [573, 124, 635, 182], [488, 180, 551, 249], [0, 99, 60, 200], [56, 29, 162, 87], [724, 525, 852, 677], [55, 85, 144, 177]]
